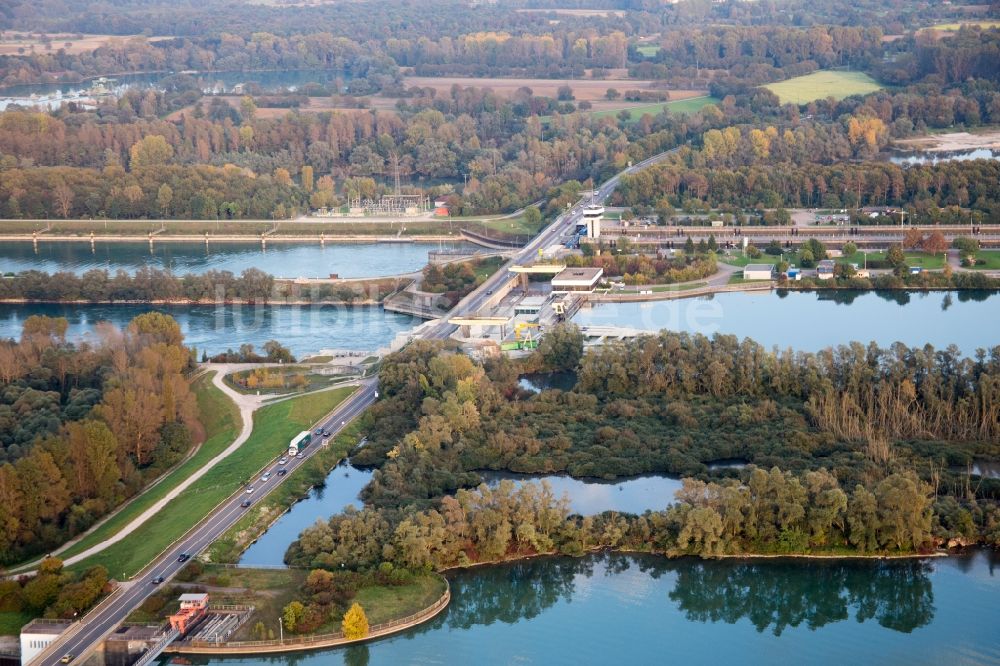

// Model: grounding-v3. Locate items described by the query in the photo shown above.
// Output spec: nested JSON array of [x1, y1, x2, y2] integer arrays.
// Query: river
[[0, 240, 469, 278], [889, 147, 999, 165], [574, 289, 1000, 354], [171, 549, 1000, 665], [0, 303, 419, 357], [0, 69, 354, 110]]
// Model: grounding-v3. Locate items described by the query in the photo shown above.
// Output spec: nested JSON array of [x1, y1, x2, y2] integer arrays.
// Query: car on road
[[245, 486, 255, 494], [151, 576, 165, 585], [322, 429, 331, 437], [486, 289, 493, 295], [277, 468, 287, 476], [278, 457, 288, 465], [261, 472, 271, 482], [59, 656, 74, 664], [314, 428, 324, 436], [296, 452, 304, 458], [240, 499, 252, 508], [177, 553, 190, 563]]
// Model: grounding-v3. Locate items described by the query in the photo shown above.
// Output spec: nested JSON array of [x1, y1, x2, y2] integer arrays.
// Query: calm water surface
[[478, 471, 683, 515], [0, 303, 419, 356], [889, 148, 999, 164], [0, 69, 354, 108], [239, 462, 372, 567], [0, 241, 468, 278], [175, 550, 1000, 666], [574, 290, 1000, 354]]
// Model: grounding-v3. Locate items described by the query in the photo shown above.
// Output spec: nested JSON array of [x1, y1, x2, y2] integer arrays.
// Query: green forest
[[285, 331, 1000, 577]]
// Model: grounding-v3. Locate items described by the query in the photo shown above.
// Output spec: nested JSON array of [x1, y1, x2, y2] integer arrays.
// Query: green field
[[70, 386, 354, 578], [968, 251, 1000, 270], [0, 610, 34, 635], [764, 71, 883, 105], [9, 374, 239, 572], [840, 250, 946, 270], [636, 44, 661, 57], [928, 20, 1000, 30], [591, 96, 720, 122]]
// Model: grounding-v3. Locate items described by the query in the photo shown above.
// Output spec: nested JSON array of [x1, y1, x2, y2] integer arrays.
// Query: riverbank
[[159, 567, 450, 655]]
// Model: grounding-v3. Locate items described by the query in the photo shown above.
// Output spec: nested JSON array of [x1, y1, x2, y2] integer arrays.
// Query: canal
[[0, 240, 469, 278], [574, 289, 1000, 354]]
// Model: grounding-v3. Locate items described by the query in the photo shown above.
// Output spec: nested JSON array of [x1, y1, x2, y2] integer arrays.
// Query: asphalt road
[[32, 147, 679, 665]]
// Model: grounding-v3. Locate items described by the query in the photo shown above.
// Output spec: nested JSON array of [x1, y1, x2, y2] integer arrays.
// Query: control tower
[[582, 205, 604, 239]]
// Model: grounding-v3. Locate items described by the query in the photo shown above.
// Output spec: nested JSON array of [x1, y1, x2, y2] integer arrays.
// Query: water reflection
[[0, 302, 419, 357], [574, 290, 1000, 354], [664, 557, 933, 635], [443, 553, 935, 635], [163, 551, 1000, 666]]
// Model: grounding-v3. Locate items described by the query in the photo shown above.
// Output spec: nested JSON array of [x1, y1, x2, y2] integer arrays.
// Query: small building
[[581, 205, 604, 239], [514, 295, 547, 316], [20, 619, 73, 665], [816, 259, 836, 280], [551, 267, 604, 293], [170, 593, 209, 635], [743, 264, 775, 280]]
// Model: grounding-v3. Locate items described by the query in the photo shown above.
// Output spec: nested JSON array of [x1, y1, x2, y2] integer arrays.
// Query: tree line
[[0, 312, 201, 564], [614, 159, 1000, 224]]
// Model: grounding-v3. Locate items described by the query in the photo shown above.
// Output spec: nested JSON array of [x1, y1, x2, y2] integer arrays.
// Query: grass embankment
[[206, 417, 365, 564], [22, 374, 239, 569], [450, 213, 545, 237], [70, 386, 355, 578], [764, 70, 883, 105], [225, 365, 354, 395], [635, 44, 661, 57]]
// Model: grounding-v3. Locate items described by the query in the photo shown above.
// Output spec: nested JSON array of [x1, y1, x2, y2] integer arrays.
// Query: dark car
[[177, 553, 190, 563], [241, 499, 252, 508], [277, 468, 287, 476], [322, 429, 331, 437], [151, 576, 165, 585], [314, 428, 324, 436]]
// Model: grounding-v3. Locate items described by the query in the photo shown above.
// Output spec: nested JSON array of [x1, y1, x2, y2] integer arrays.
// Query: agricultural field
[[764, 70, 883, 105], [401, 76, 659, 102], [636, 44, 662, 57], [515, 8, 626, 17], [0, 31, 168, 56], [927, 20, 1000, 31], [591, 96, 719, 122]]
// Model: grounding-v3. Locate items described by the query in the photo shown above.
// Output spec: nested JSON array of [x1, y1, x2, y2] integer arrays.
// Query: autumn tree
[[341, 602, 369, 640], [129, 135, 174, 169]]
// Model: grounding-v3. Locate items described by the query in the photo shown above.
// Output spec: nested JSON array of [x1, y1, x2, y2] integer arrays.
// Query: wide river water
[[0, 240, 468, 278], [0, 303, 419, 357], [574, 289, 1000, 354], [169, 549, 1000, 665]]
